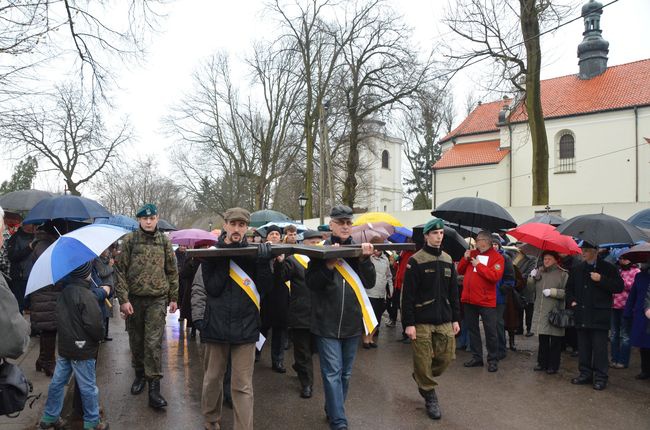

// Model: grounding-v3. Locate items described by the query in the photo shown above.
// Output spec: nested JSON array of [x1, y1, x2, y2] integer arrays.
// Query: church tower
[[577, 0, 609, 79]]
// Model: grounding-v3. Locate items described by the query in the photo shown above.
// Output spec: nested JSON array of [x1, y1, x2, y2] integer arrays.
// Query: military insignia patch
[[494, 264, 502, 270]]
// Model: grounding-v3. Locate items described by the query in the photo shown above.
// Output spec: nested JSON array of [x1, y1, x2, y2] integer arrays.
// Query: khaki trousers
[[202, 342, 256, 430], [411, 322, 456, 391]]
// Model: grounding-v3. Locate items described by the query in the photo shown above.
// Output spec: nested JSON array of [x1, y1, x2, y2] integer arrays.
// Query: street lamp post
[[298, 193, 308, 224]]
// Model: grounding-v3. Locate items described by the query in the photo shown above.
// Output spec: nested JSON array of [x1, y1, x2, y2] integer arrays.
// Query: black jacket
[[401, 245, 460, 327], [566, 258, 624, 330], [306, 236, 376, 338], [194, 237, 273, 344], [7, 228, 34, 281], [282, 255, 311, 329], [57, 279, 105, 360], [261, 259, 290, 329]]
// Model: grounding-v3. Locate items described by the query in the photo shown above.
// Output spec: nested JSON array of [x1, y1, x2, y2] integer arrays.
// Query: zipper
[[338, 278, 345, 337]]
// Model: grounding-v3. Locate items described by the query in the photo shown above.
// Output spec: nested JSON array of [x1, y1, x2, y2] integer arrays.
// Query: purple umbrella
[[169, 229, 218, 248]]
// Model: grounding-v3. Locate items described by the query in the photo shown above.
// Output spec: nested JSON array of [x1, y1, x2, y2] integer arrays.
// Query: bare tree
[[0, 1, 164, 99], [1, 84, 130, 195], [334, 0, 436, 208], [95, 157, 195, 227], [444, 0, 572, 205]]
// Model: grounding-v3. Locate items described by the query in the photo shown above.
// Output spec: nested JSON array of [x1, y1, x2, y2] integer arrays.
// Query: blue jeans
[[610, 309, 631, 367], [42, 357, 100, 429], [315, 335, 360, 430]]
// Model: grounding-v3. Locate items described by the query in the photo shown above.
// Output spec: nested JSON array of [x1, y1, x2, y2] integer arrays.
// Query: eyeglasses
[[333, 219, 353, 226]]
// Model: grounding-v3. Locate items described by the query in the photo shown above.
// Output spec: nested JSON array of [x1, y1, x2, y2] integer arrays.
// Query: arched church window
[[556, 132, 575, 173], [381, 150, 389, 169]]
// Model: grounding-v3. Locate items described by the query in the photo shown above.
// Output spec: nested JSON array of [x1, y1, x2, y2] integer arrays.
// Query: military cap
[[423, 217, 445, 234], [69, 261, 92, 280], [330, 205, 353, 220], [224, 207, 250, 224], [136, 203, 158, 218], [302, 230, 324, 240]]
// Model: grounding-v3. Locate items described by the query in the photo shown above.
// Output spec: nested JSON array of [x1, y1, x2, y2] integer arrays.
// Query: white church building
[[432, 0, 650, 222]]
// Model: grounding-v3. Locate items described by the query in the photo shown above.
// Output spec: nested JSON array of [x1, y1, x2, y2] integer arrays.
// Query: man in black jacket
[[191, 207, 273, 430], [306, 205, 375, 430], [402, 218, 460, 420], [566, 242, 624, 390], [282, 229, 324, 399], [38, 261, 107, 430], [7, 223, 35, 312]]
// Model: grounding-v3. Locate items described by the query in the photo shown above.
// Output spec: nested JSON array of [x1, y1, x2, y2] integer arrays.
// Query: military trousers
[[127, 295, 167, 380], [411, 322, 456, 391]]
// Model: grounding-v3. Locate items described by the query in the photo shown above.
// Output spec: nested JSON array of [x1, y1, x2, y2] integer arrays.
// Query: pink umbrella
[[351, 222, 394, 243], [169, 229, 218, 248]]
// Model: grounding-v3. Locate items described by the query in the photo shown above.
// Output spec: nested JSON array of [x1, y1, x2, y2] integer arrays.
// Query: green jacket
[[115, 228, 179, 304]]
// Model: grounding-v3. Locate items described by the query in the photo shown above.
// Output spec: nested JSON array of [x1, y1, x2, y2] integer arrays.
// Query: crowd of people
[[2, 201, 650, 430]]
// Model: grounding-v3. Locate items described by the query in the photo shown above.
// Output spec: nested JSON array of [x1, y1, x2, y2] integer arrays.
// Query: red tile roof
[[439, 59, 650, 142], [439, 99, 507, 143], [510, 58, 650, 122], [433, 140, 509, 170]]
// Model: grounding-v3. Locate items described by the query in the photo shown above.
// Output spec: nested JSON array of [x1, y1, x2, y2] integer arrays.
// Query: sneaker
[[38, 418, 67, 429]]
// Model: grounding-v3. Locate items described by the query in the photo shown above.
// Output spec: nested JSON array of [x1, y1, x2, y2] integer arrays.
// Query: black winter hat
[[69, 261, 93, 280]]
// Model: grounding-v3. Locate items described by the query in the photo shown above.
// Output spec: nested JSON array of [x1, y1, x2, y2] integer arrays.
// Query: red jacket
[[457, 247, 504, 308]]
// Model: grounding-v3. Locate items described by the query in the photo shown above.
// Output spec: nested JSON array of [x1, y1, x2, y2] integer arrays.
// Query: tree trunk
[[65, 178, 81, 196], [520, 0, 549, 205], [304, 130, 314, 218], [342, 122, 359, 208]]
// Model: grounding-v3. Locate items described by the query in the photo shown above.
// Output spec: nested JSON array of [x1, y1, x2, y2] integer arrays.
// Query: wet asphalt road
[[96, 313, 650, 430]]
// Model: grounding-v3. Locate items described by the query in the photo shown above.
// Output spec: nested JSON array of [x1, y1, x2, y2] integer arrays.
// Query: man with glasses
[[457, 230, 505, 372], [307, 205, 375, 430]]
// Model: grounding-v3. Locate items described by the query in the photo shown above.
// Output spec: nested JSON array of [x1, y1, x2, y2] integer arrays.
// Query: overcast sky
[[2, 0, 649, 192]]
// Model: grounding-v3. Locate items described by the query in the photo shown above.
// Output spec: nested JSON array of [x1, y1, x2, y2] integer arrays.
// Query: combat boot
[[148, 379, 168, 409], [419, 388, 441, 420], [130, 369, 146, 395]]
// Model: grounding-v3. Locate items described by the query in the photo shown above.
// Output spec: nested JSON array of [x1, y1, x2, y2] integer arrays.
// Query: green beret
[[423, 217, 445, 235], [136, 203, 158, 218]]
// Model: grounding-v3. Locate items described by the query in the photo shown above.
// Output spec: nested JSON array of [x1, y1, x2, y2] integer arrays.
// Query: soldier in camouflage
[[115, 203, 179, 410]]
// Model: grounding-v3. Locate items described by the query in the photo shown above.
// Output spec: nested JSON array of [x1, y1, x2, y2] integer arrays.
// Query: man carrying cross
[[306, 205, 376, 430], [191, 207, 274, 430]]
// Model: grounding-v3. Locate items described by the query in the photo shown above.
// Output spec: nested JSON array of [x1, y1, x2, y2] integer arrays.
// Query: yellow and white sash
[[285, 254, 311, 291], [229, 260, 260, 310], [333, 259, 378, 335]]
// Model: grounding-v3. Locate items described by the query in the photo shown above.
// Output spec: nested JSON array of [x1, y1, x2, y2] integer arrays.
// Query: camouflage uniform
[[115, 229, 178, 380]]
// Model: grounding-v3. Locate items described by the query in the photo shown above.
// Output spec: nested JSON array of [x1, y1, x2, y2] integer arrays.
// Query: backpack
[[0, 359, 32, 416]]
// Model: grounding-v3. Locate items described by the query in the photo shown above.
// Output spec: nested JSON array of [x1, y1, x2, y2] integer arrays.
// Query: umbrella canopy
[[388, 226, 413, 243], [0, 189, 54, 212], [628, 208, 650, 230], [249, 209, 292, 228], [521, 213, 566, 226], [508, 223, 581, 255], [94, 215, 138, 231], [432, 197, 517, 231], [23, 195, 111, 225], [157, 219, 177, 232], [412, 224, 468, 262], [556, 213, 649, 246], [351, 222, 394, 243], [353, 212, 403, 227], [620, 242, 650, 264], [169, 229, 218, 248], [26, 224, 129, 296], [256, 222, 307, 237]]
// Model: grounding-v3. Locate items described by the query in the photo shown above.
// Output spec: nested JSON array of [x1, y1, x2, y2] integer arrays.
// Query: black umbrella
[[620, 242, 650, 264], [0, 189, 54, 212], [521, 213, 566, 226], [627, 208, 650, 230], [432, 197, 517, 231], [413, 224, 468, 261], [157, 219, 178, 232], [23, 195, 110, 224], [556, 213, 649, 246]]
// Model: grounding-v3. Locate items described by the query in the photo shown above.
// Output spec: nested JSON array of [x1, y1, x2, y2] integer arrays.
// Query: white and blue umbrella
[[26, 224, 130, 296]]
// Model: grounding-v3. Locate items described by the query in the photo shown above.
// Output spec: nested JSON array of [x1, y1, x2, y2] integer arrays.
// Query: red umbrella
[[508, 223, 581, 255]]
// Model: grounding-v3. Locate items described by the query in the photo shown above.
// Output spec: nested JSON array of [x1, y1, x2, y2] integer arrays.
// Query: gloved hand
[[529, 268, 538, 278], [258, 242, 273, 260], [193, 319, 206, 331], [542, 289, 551, 297]]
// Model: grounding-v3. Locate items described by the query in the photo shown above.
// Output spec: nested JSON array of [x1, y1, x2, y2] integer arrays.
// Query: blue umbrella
[[388, 226, 413, 243], [628, 208, 650, 230], [23, 195, 111, 225], [25, 224, 129, 296], [94, 215, 138, 231]]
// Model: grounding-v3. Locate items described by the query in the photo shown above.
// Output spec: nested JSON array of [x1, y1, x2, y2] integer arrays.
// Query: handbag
[[547, 308, 574, 328], [0, 358, 32, 416]]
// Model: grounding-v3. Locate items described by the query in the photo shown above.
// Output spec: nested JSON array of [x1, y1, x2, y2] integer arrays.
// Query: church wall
[[433, 161, 510, 209]]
